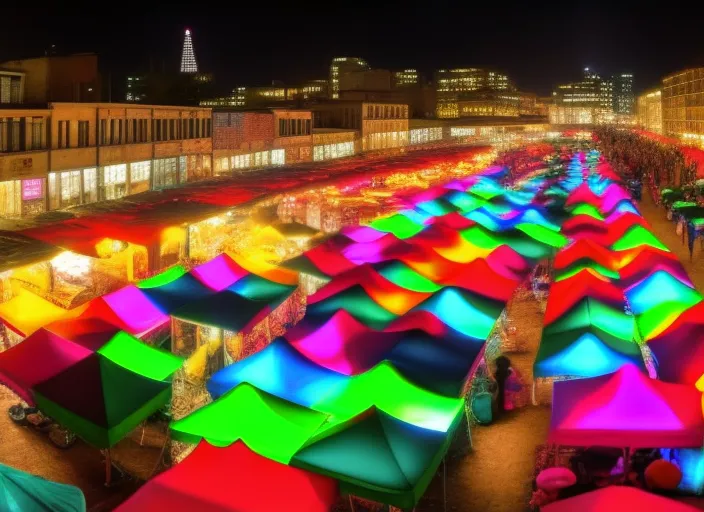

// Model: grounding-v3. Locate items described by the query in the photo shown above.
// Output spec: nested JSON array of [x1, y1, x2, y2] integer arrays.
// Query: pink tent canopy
[[541, 486, 700, 512], [550, 364, 704, 448]]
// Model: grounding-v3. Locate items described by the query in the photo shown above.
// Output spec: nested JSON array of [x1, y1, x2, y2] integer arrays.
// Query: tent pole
[[443, 457, 447, 512], [105, 449, 112, 487]]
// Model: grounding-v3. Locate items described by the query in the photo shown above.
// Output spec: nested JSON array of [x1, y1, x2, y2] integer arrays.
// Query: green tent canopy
[[292, 409, 459, 510], [555, 261, 621, 282], [313, 361, 465, 433], [368, 214, 424, 240], [611, 226, 670, 252], [136, 265, 188, 289], [0, 464, 86, 512], [33, 354, 172, 448], [96, 331, 183, 381], [170, 383, 329, 464], [570, 203, 605, 220], [543, 298, 635, 341], [375, 261, 443, 293]]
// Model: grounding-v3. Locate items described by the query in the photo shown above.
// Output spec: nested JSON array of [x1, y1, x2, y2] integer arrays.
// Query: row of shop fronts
[[0, 154, 211, 217]]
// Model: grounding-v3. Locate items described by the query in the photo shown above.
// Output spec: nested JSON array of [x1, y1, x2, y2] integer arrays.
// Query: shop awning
[[0, 289, 86, 337]]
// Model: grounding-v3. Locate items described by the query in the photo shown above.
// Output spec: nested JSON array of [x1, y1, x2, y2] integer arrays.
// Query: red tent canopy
[[550, 364, 704, 448], [115, 441, 339, 512], [544, 270, 625, 325], [554, 239, 617, 271], [542, 486, 700, 512]]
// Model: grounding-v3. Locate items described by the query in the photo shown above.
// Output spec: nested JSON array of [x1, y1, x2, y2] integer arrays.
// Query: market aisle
[[421, 292, 551, 511]]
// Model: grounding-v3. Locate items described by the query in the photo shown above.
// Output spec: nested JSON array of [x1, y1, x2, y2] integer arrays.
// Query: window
[[30, 117, 44, 150], [77, 121, 89, 147], [305, 119, 311, 134], [367, 105, 373, 118], [296, 119, 302, 135], [100, 119, 108, 145], [155, 120, 162, 141], [205, 118, 211, 137], [169, 119, 175, 141], [100, 164, 127, 200], [109, 119, 117, 145], [279, 119, 285, 136], [130, 161, 151, 183], [271, 149, 285, 165], [189, 119, 195, 139], [58, 120, 70, 148], [83, 168, 97, 204]]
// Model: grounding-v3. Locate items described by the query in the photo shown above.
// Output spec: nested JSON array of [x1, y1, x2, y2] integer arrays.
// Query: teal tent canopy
[[292, 409, 459, 509], [0, 464, 86, 512]]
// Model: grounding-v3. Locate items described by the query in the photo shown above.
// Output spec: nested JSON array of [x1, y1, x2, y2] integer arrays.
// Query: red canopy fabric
[[115, 441, 338, 512], [0, 329, 93, 404], [554, 239, 617, 271], [544, 270, 625, 325], [541, 486, 700, 512], [550, 364, 704, 448]]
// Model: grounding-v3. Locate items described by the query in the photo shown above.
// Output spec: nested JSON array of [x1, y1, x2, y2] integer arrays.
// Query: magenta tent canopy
[[550, 364, 704, 448], [541, 486, 700, 512]]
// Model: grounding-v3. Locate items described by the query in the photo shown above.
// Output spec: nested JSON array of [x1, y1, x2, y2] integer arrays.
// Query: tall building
[[180, 29, 198, 74], [612, 73, 635, 114], [329, 57, 369, 99], [662, 68, 704, 144], [393, 69, 419, 88], [637, 89, 662, 134], [550, 68, 617, 125], [434, 68, 513, 118]]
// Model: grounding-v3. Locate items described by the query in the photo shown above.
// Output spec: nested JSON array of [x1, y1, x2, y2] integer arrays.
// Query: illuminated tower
[[180, 29, 198, 74]]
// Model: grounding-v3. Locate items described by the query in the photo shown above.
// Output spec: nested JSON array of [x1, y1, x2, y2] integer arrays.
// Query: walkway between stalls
[[420, 290, 551, 511]]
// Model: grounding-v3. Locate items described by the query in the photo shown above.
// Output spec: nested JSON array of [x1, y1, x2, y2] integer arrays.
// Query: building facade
[[637, 89, 663, 134], [0, 70, 24, 104], [435, 68, 514, 119], [312, 129, 357, 161], [612, 73, 635, 114], [393, 69, 419, 88], [329, 57, 370, 99], [211, 108, 312, 174], [0, 55, 101, 104], [0, 103, 212, 217], [310, 101, 409, 151], [662, 68, 704, 143]]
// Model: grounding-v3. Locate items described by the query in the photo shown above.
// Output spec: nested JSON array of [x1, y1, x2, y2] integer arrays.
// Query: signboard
[[22, 178, 44, 201]]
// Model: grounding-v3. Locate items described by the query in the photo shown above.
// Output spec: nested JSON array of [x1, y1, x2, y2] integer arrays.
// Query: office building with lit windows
[[435, 68, 514, 119], [393, 69, 419, 87], [329, 57, 370, 99], [612, 73, 635, 114], [637, 89, 662, 134], [662, 68, 704, 145]]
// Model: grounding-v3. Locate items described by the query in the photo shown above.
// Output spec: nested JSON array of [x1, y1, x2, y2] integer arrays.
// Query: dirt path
[[420, 293, 551, 512]]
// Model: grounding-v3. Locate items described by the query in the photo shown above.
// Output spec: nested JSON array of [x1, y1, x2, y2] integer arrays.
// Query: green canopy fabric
[[170, 383, 329, 464], [375, 261, 443, 293], [611, 226, 670, 252], [96, 331, 183, 381], [570, 203, 605, 220], [0, 464, 85, 512], [368, 214, 424, 239], [136, 265, 188, 289], [314, 362, 465, 433], [292, 409, 458, 510], [555, 261, 620, 281], [33, 354, 172, 448], [543, 298, 635, 341]]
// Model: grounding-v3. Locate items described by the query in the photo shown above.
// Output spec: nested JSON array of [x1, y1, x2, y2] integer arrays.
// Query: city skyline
[[3, 3, 704, 96]]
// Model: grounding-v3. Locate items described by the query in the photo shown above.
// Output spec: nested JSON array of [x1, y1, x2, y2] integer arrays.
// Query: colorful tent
[[0, 289, 86, 337], [541, 485, 700, 512], [115, 441, 338, 512], [33, 352, 174, 448], [292, 409, 458, 509], [0, 463, 86, 512], [170, 383, 329, 464], [549, 364, 704, 448], [534, 325, 644, 379]]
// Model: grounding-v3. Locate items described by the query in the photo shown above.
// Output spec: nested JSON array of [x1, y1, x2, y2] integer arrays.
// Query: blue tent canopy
[[0, 464, 86, 512]]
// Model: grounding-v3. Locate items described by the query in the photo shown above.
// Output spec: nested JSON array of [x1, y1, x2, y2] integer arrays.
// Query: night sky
[[3, 2, 704, 97]]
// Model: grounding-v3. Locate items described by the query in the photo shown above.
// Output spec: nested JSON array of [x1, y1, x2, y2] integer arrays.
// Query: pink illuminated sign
[[22, 179, 44, 201]]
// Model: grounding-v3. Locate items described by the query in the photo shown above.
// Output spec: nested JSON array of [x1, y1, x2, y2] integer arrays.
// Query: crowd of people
[[595, 127, 698, 188]]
